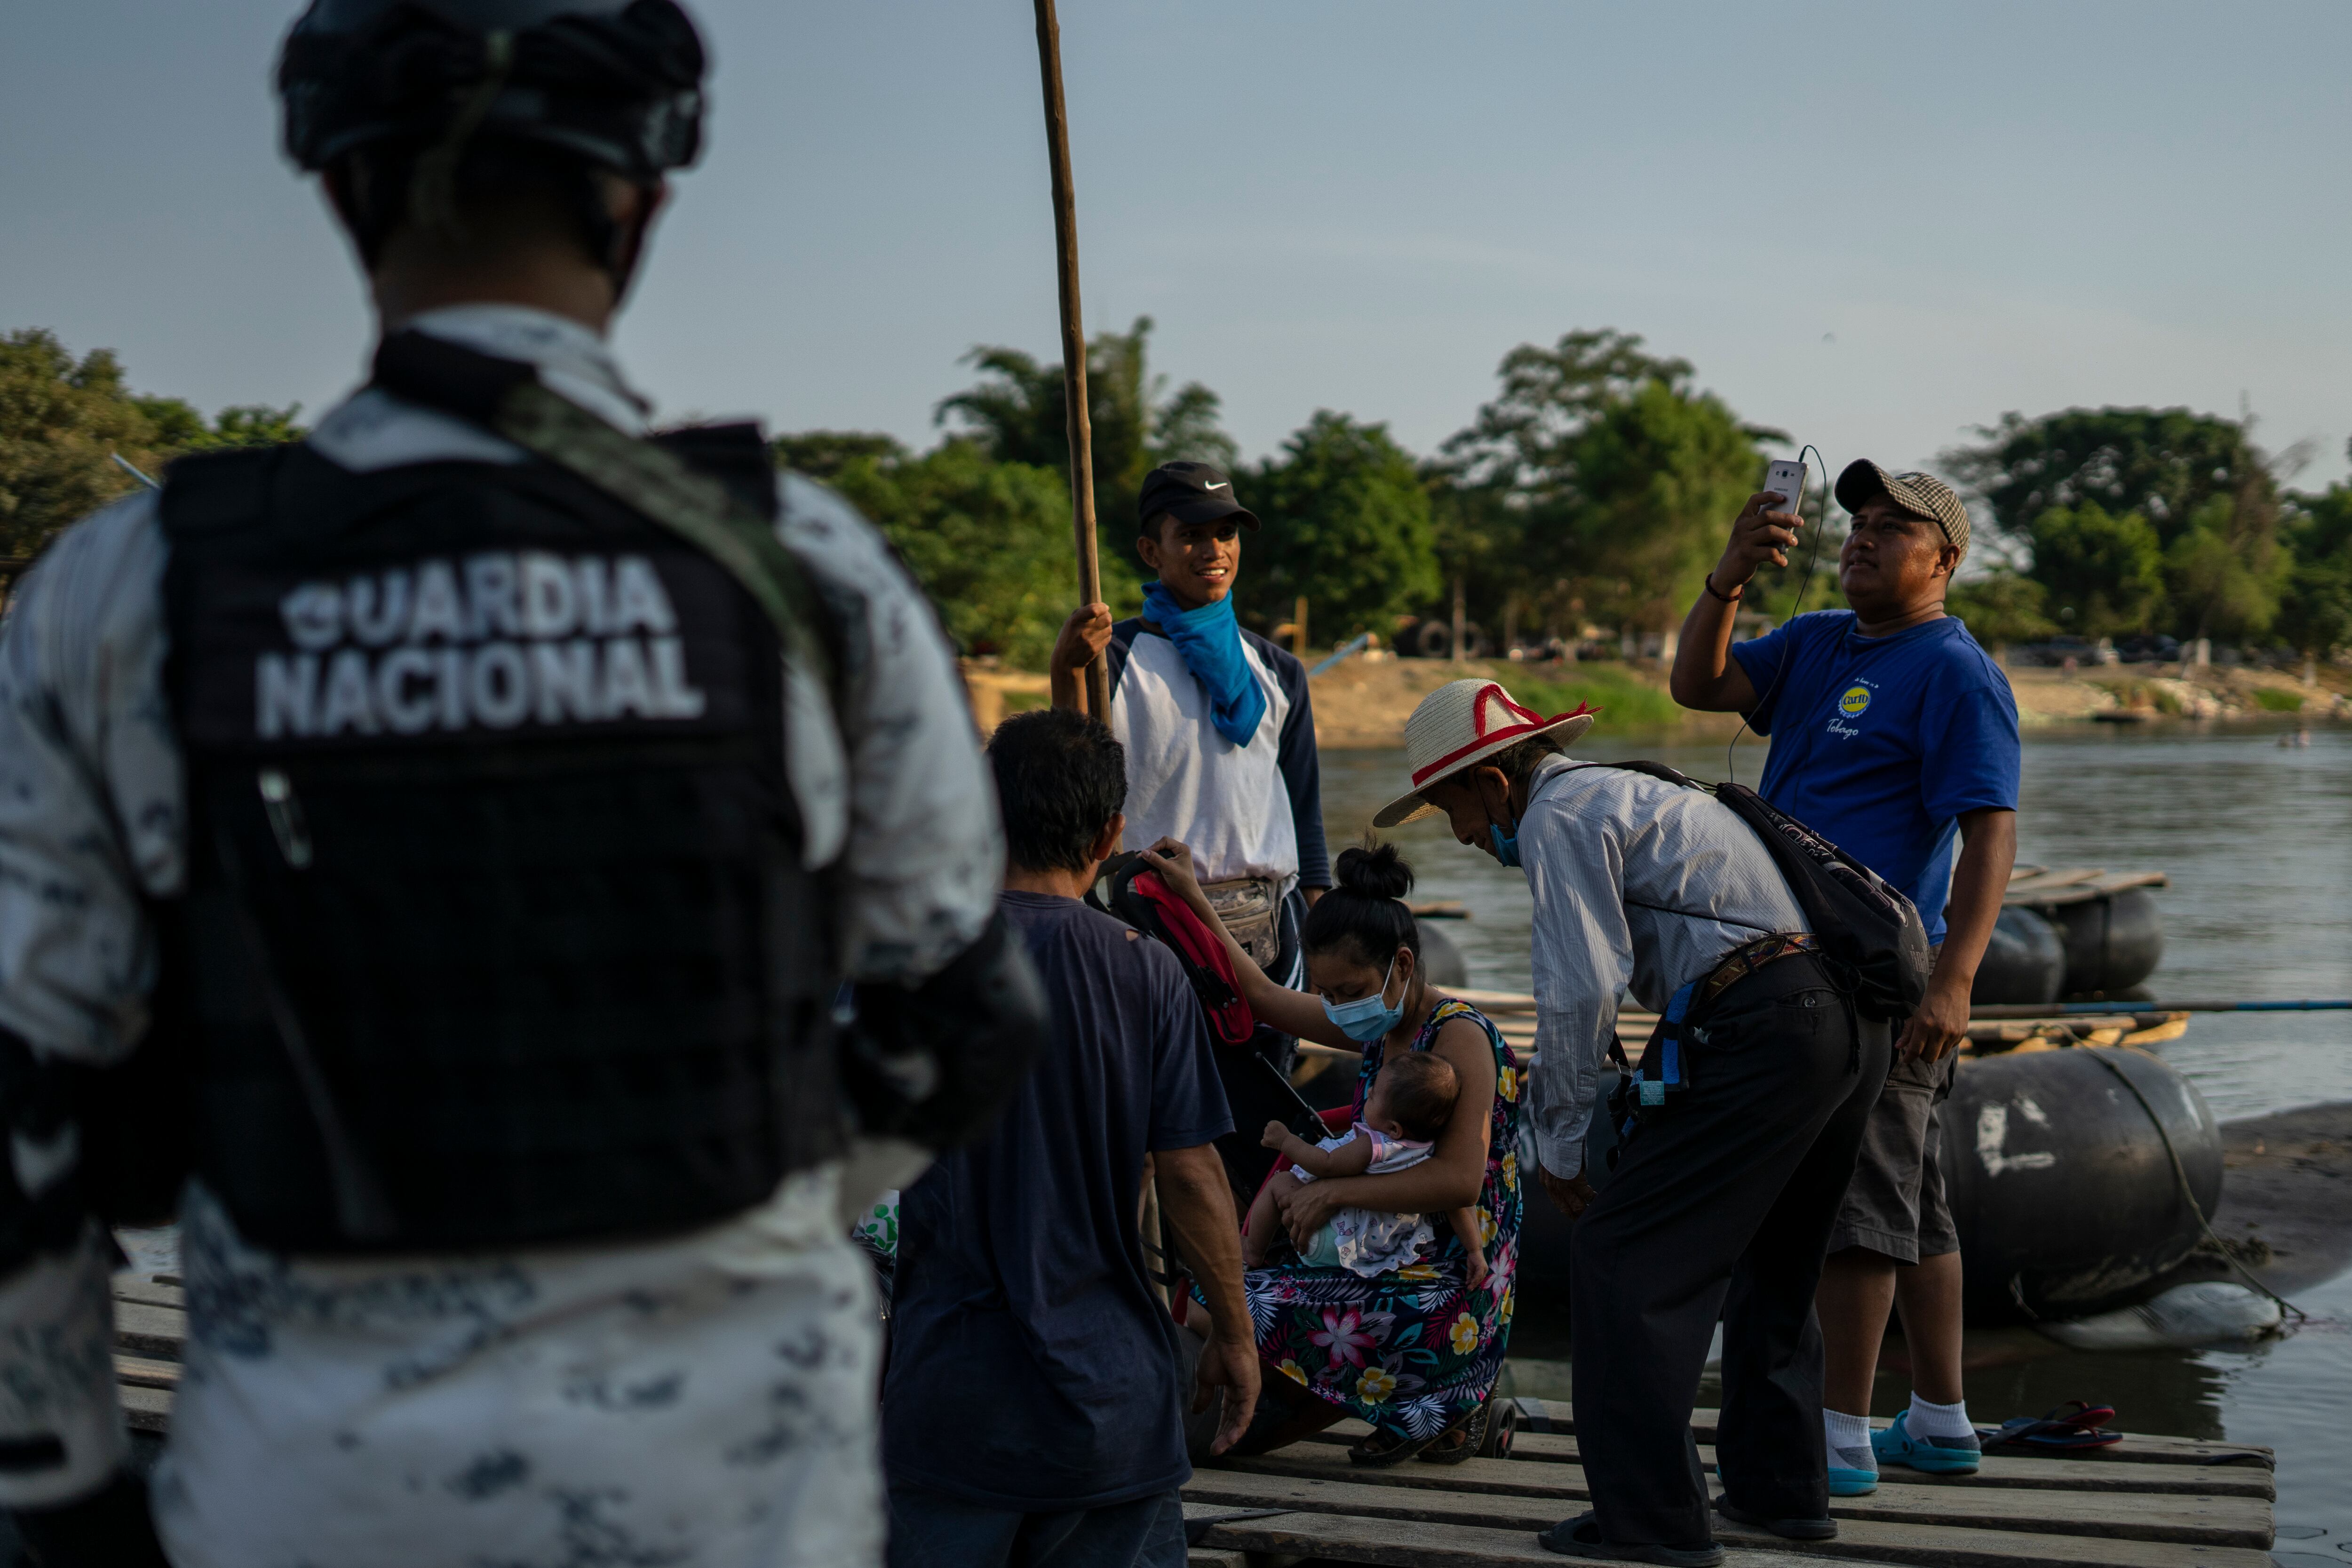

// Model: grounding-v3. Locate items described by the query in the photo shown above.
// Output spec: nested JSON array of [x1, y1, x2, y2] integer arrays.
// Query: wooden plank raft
[[2001, 867, 2169, 909], [1180, 1398, 2274, 1568], [110, 1281, 2273, 1566]]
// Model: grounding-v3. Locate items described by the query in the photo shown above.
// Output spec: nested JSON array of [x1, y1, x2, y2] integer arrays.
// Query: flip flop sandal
[[1415, 1401, 1490, 1466], [1534, 1512, 1725, 1566], [1348, 1426, 1439, 1468], [1978, 1401, 2122, 1452]]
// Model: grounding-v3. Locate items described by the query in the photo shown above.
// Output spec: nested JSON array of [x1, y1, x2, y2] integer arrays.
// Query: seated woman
[[1140, 837, 1523, 1466]]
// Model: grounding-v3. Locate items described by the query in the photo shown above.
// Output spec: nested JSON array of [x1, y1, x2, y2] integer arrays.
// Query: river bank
[[962, 653, 2349, 746]]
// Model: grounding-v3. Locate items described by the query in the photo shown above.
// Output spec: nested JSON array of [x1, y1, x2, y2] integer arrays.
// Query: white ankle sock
[[1823, 1409, 1872, 1453], [1907, 1394, 1973, 1440]]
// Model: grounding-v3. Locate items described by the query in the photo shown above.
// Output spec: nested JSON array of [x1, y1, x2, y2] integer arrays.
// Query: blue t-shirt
[[883, 890, 1232, 1510], [1730, 611, 2020, 943]]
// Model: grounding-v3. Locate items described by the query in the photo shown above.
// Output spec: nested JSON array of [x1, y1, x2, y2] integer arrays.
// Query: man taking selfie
[[1671, 461, 2020, 1497]]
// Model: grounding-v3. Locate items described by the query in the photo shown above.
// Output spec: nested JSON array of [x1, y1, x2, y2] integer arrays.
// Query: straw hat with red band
[[1373, 678, 1596, 828]]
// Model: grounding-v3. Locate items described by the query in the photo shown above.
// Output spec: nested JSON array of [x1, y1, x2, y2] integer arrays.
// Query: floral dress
[[1245, 997, 1524, 1441]]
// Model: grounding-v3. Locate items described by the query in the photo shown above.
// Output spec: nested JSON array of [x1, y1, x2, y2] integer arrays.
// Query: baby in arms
[[1244, 1051, 1488, 1288]]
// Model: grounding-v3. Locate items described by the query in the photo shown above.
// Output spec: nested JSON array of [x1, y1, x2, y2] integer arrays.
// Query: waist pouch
[[1608, 932, 1823, 1160], [1200, 876, 1282, 972]]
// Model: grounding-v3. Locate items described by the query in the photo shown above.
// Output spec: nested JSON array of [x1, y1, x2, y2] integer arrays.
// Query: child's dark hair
[[987, 708, 1127, 873], [1379, 1052, 1460, 1142], [1302, 839, 1419, 970]]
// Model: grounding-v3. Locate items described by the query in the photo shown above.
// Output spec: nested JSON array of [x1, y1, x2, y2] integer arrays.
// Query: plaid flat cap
[[1834, 460, 1970, 560]]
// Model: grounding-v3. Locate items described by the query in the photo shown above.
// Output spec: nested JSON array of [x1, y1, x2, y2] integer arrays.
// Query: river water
[[1319, 719, 2352, 1559]]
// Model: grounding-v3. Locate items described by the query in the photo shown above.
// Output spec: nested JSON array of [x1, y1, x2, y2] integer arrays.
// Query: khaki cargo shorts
[[1827, 1047, 1960, 1265]]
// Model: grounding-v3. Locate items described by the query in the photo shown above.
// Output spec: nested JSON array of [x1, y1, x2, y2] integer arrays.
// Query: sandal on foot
[[1875, 1410, 1980, 1475], [1713, 1495, 1838, 1541], [1535, 1512, 1725, 1566], [1347, 1426, 1438, 1468], [1415, 1401, 1490, 1466]]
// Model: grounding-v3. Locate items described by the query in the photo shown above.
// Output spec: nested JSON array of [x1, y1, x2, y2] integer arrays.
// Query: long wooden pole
[[1033, 0, 1110, 719]]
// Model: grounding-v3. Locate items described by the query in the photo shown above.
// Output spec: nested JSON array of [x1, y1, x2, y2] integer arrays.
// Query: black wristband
[[1703, 573, 1745, 605], [10, 1471, 169, 1568]]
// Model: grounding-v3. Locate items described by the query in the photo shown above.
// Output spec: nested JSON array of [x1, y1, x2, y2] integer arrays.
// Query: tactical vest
[[158, 422, 843, 1254]]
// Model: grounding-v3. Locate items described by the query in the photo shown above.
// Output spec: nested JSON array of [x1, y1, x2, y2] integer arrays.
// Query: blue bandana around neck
[[1142, 581, 1268, 747]]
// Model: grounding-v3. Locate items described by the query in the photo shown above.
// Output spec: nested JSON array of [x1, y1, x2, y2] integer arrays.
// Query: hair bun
[[1334, 840, 1414, 902]]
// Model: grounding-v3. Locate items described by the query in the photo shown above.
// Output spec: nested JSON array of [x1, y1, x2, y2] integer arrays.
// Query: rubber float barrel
[[1970, 906, 2067, 1006], [1946, 1045, 2221, 1324]]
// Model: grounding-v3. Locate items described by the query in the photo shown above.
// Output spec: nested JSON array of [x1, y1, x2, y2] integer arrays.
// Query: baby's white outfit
[[1292, 1123, 1436, 1275]]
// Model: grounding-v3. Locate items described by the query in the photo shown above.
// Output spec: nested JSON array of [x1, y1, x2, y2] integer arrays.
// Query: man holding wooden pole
[[1033, 0, 1112, 721], [1031, 1, 1331, 1034]]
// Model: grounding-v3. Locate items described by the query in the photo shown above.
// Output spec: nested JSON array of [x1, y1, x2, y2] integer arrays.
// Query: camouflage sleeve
[[773, 473, 1002, 983], [0, 495, 175, 1505]]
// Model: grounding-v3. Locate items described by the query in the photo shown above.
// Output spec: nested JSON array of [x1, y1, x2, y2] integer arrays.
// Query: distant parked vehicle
[[2013, 635, 2099, 668], [2115, 634, 2182, 665]]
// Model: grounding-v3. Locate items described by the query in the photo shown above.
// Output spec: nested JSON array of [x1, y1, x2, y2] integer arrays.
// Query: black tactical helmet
[[277, 0, 707, 182]]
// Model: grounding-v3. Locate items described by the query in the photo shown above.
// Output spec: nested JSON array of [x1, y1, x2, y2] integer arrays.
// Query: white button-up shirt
[[1522, 755, 1808, 1180]]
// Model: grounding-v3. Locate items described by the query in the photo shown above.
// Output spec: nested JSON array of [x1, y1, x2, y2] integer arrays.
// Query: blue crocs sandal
[[1874, 1410, 1981, 1476], [1826, 1441, 1878, 1496]]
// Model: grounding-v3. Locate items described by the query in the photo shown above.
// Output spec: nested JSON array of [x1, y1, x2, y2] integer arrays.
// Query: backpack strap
[[1552, 763, 1778, 931], [157, 444, 287, 540], [371, 330, 838, 705]]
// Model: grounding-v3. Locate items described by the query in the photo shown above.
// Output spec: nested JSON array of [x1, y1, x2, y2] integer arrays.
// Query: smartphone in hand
[[1763, 458, 1807, 518]]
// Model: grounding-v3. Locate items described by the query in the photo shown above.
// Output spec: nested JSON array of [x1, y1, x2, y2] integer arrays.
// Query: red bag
[[1112, 865, 1258, 1047]]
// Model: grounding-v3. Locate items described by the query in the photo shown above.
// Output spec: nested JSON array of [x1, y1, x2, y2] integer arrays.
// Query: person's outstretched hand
[[1538, 1162, 1598, 1221], [1713, 489, 1803, 593], [1047, 602, 1115, 711], [1193, 1334, 1262, 1456], [1052, 602, 1113, 675], [1260, 1118, 1293, 1153], [1136, 838, 1206, 905]]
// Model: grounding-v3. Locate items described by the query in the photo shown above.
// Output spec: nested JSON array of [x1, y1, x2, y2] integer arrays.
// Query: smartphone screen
[[1763, 459, 1806, 517]]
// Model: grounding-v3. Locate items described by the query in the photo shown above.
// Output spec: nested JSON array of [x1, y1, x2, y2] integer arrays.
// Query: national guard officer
[[0, 3, 1039, 1563]]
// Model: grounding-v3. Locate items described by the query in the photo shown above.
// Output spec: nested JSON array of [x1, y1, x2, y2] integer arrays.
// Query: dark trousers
[[1571, 955, 1891, 1546], [887, 1485, 1184, 1568]]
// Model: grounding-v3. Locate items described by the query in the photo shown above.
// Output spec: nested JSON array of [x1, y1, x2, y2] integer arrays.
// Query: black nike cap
[[1137, 461, 1261, 532]]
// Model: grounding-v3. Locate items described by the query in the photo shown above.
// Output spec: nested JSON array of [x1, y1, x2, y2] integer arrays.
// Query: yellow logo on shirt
[[1838, 685, 1872, 717]]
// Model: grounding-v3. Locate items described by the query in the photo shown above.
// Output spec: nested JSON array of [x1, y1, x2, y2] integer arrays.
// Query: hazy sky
[[7, 1, 2349, 495]]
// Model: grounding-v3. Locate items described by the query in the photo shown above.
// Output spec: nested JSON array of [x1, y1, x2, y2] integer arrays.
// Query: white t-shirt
[[1110, 629, 1300, 894]]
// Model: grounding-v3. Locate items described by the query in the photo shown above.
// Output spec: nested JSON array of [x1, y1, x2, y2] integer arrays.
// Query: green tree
[[818, 438, 1140, 667], [1436, 329, 1779, 637], [1245, 411, 1440, 640], [2024, 502, 2166, 637], [1944, 568, 2055, 649], [1943, 405, 2296, 640], [2161, 494, 2291, 642], [934, 316, 1236, 568], [770, 430, 907, 482], [1944, 406, 2272, 546], [2, 328, 302, 561], [2275, 471, 2352, 658]]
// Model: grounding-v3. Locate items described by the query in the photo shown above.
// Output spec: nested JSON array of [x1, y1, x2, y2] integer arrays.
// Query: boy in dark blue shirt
[[884, 708, 1257, 1568], [1672, 460, 2019, 1506]]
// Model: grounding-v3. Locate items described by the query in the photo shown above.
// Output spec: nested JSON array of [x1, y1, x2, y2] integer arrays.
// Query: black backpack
[[1589, 762, 1933, 1020]]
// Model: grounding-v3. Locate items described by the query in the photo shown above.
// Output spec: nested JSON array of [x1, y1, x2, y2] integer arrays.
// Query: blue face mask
[[1321, 956, 1405, 1043], [1489, 818, 1523, 869]]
